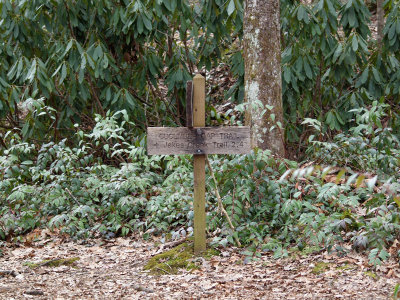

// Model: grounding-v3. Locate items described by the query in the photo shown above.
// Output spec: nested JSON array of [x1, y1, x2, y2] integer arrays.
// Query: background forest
[[1, 0, 400, 266]]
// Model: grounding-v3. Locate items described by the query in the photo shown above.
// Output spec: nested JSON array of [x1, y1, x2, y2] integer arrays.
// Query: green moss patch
[[364, 271, 379, 280], [312, 262, 330, 275], [144, 242, 219, 275], [336, 263, 357, 271], [24, 257, 80, 269]]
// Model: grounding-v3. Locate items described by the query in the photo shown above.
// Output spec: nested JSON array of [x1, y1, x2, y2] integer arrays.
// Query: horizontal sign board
[[147, 127, 251, 155]]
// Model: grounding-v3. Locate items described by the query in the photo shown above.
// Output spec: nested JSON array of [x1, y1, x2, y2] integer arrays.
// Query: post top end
[[193, 73, 205, 79]]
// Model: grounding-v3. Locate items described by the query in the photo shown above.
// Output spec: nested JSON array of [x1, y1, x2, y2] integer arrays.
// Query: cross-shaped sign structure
[[147, 74, 251, 253]]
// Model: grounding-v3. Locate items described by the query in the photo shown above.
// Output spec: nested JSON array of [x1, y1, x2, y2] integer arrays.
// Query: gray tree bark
[[243, 0, 285, 157], [377, 0, 384, 44]]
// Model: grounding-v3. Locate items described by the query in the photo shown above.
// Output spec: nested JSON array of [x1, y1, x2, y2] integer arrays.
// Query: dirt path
[[0, 237, 399, 299]]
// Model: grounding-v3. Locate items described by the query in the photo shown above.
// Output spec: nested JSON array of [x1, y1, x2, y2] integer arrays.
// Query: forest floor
[[0, 232, 399, 299]]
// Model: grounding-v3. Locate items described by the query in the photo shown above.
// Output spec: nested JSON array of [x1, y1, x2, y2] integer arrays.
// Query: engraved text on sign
[[147, 127, 251, 155]]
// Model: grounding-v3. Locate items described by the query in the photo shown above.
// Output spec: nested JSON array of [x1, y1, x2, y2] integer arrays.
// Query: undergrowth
[[1, 104, 399, 267]]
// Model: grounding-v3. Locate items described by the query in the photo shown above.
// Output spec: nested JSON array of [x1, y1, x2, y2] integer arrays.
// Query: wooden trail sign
[[147, 127, 251, 155], [146, 74, 251, 253]]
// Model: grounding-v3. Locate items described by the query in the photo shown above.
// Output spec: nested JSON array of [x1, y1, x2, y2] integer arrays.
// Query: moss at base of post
[[143, 242, 219, 275]]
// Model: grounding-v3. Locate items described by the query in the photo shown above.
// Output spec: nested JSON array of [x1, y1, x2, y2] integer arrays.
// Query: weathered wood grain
[[147, 126, 251, 155], [193, 74, 206, 254], [186, 81, 193, 128]]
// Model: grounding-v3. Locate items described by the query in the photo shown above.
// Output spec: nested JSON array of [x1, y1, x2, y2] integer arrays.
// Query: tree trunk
[[376, 0, 384, 44], [243, 0, 285, 157]]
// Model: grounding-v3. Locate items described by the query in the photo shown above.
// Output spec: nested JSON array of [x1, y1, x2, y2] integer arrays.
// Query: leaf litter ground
[[0, 234, 399, 299]]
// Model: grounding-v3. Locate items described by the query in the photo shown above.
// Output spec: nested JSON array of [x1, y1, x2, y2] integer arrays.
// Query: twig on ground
[[0, 270, 17, 277], [155, 267, 171, 275], [24, 290, 44, 296], [161, 237, 187, 250]]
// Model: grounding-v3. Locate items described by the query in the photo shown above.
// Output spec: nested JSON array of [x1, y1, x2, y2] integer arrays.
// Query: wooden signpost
[[147, 74, 251, 253]]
